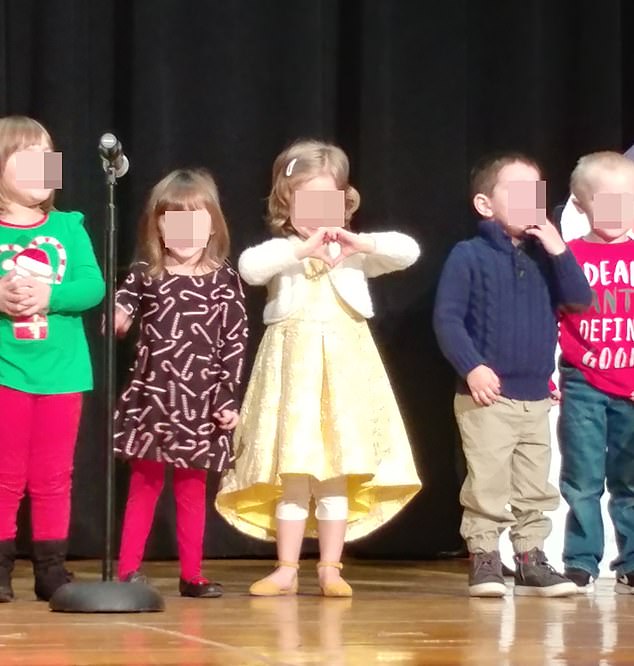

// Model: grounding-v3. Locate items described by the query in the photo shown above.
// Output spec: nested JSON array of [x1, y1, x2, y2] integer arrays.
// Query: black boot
[[0, 540, 16, 602], [32, 540, 73, 602]]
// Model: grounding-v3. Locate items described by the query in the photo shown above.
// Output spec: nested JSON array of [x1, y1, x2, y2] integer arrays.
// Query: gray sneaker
[[615, 572, 634, 594], [514, 549, 577, 597], [469, 550, 506, 597]]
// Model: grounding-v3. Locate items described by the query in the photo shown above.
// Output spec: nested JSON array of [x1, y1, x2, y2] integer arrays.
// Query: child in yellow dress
[[216, 139, 421, 596]]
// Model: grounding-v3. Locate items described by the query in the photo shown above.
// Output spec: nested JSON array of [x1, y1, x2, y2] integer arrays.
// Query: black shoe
[[0, 540, 16, 603], [122, 570, 148, 584], [564, 567, 594, 593], [179, 576, 223, 598], [468, 550, 506, 597], [514, 549, 577, 597], [615, 572, 634, 594], [32, 540, 74, 602]]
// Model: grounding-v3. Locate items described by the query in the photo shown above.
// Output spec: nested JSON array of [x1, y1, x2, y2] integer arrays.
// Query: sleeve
[[360, 231, 421, 278], [213, 267, 249, 412], [238, 238, 302, 285], [48, 214, 106, 313], [115, 263, 146, 319], [432, 244, 486, 378], [549, 247, 593, 312]]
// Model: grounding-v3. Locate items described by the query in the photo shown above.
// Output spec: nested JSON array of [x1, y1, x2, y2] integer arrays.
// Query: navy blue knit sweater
[[433, 220, 592, 400]]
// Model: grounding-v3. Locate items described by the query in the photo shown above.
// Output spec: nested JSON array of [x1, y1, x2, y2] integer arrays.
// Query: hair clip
[[285, 158, 298, 177]]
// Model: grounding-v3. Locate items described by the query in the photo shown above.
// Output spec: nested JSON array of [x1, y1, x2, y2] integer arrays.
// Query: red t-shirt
[[559, 237, 634, 397]]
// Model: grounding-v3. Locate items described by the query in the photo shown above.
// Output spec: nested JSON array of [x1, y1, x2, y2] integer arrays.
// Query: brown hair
[[137, 168, 230, 277], [0, 115, 55, 213], [470, 151, 542, 199], [267, 139, 360, 236], [570, 151, 634, 208]]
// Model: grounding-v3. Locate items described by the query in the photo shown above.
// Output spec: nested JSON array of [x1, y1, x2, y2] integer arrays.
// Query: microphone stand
[[49, 161, 164, 613]]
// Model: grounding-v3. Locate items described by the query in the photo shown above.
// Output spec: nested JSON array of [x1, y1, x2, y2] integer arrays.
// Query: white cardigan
[[239, 232, 420, 323]]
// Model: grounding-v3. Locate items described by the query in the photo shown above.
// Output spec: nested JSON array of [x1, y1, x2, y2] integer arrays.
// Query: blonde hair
[[137, 168, 230, 277], [267, 139, 360, 236], [571, 151, 634, 208], [0, 115, 55, 213]]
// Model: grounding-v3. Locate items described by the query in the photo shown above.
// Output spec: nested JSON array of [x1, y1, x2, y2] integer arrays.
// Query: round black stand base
[[49, 581, 165, 613]]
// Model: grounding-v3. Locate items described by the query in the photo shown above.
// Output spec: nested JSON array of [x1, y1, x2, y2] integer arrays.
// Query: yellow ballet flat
[[317, 562, 353, 598], [249, 561, 299, 597]]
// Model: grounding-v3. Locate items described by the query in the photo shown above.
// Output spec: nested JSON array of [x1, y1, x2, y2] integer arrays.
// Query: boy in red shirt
[[559, 151, 634, 593]]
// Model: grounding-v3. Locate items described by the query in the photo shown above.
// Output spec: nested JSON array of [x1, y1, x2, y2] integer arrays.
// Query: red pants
[[118, 460, 207, 581], [0, 386, 82, 541]]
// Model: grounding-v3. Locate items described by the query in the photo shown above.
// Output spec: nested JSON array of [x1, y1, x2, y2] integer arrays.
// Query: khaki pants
[[454, 393, 559, 553]]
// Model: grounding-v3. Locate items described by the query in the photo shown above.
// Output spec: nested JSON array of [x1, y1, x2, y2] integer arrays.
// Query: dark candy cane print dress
[[114, 262, 248, 471]]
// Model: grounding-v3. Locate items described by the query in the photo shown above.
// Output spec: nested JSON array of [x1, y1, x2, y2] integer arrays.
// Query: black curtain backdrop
[[1, 0, 633, 560]]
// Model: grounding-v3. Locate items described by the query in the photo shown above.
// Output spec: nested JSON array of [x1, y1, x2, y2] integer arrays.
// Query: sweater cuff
[[452, 349, 485, 379], [550, 247, 580, 276]]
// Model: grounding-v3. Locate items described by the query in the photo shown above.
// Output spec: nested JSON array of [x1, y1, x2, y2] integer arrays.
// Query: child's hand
[[114, 307, 133, 337], [550, 388, 561, 405], [101, 307, 133, 337], [466, 364, 501, 406], [213, 409, 239, 431], [629, 392, 634, 403], [13, 276, 51, 316], [0, 272, 24, 316], [524, 220, 566, 256], [331, 228, 375, 264], [295, 227, 338, 266]]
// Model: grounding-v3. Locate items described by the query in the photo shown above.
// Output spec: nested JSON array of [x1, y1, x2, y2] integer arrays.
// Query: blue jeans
[[558, 364, 634, 577]]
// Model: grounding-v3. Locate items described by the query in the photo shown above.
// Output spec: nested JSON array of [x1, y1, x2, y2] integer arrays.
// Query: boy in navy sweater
[[434, 153, 592, 597]]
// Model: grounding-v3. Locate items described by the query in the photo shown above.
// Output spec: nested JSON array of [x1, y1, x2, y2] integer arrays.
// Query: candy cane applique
[[27, 237, 67, 283]]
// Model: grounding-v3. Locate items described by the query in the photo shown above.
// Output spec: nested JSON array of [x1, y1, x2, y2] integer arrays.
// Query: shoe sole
[[469, 582, 507, 597], [575, 583, 595, 594], [514, 582, 578, 597], [249, 588, 297, 597]]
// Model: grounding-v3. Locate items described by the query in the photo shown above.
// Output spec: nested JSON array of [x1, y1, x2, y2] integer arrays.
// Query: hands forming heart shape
[[296, 227, 375, 268]]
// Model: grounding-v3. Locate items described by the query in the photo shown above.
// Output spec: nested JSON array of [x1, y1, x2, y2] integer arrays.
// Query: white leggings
[[275, 475, 348, 521]]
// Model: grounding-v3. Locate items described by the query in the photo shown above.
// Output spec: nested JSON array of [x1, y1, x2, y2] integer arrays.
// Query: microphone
[[99, 133, 130, 178]]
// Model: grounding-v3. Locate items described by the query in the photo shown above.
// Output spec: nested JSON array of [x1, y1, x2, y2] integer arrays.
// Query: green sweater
[[0, 210, 105, 394]]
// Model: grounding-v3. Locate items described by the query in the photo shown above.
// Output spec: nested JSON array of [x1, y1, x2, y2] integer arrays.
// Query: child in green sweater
[[0, 116, 104, 602]]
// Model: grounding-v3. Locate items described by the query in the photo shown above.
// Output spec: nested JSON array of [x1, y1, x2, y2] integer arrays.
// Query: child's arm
[[433, 244, 487, 380], [212, 268, 249, 418], [525, 221, 592, 311], [111, 264, 146, 336], [114, 265, 143, 318], [238, 238, 303, 286], [48, 215, 105, 313], [357, 231, 421, 278], [549, 250, 592, 312]]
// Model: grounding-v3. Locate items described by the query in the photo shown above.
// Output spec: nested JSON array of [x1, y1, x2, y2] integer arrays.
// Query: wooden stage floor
[[2, 558, 634, 665]]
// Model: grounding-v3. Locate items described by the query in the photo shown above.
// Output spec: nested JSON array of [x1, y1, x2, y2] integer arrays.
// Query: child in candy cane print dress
[[114, 169, 248, 598], [0, 116, 104, 603]]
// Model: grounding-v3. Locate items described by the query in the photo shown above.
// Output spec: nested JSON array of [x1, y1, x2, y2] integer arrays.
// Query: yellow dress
[[215, 259, 422, 541]]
